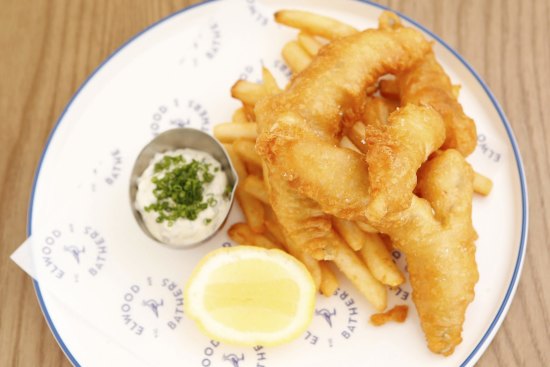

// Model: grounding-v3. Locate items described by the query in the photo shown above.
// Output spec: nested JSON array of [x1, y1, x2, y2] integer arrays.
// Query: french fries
[[214, 122, 257, 142], [224, 144, 265, 233], [231, 80, 267, 105], [319, 261, 339, 297], [331, 236, 387, 311], [262, 67, 282, 95], [355, 221, 379, 234], [233, 139, 262, 167], [297, 32, 323, 56], [473, 171, 493, 195], [334, 218, 404, 287], [297, 250, 323, 291], [332, 218, 365, 251], [228, 223, 284, 250], [237, 187, 264, 233], [275, 10, 358, 40], [282, 41, 312, 73], [224, 144, 247, 181], [242, 175, 269, 204], [231, 107, 249, 123], [357, 232, 405, 287]]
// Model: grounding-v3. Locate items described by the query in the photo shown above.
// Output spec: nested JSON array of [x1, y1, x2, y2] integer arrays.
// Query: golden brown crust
[[255, 26, 432, 258], [370, 304, 409, 326], [398, 52, 478, 156], [364, 104, 446, 219], [254, 12, 478, 356], [374, 150, 478, 355]]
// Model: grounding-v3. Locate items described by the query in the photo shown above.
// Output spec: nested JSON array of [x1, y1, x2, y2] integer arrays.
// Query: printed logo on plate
[[236, 59, 291, 85], [244, 0, 270, 26], [304, 287, 361, 347], [120, 276, 184, 337], [39, 223, 108, 282], [270, 59, 292, 81], [90, 148, 124, 192], [200, 340, 269, 367], [477, 133, 502, 163], [237, 64, 263, 84], [179, 21, 222, 67], [148, 98, 211, 136]]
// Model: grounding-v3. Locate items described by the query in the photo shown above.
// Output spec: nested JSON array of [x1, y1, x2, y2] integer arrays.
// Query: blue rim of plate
[[27, 1, 528, 366]]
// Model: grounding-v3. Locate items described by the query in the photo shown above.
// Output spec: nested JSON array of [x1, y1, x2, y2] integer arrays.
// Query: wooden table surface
[[1, 0, 548, 366]]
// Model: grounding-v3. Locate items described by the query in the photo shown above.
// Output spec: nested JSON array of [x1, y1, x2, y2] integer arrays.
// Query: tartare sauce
[[135, 149, 231, 246]]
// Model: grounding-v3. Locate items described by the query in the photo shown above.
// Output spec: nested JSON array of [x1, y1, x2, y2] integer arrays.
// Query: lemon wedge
[[184, 246, 316, 346]]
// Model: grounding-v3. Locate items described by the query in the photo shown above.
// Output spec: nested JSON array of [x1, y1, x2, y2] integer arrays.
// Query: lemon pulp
[[204, 259, 300, 332], [184, 246, 316, 346]]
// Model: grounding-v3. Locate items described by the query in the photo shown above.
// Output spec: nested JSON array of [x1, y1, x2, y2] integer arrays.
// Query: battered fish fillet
[[398, 52, 478, 156], [263, 163, 388, 310], [266, 104, 445, 221], [378, 11, 477, 156], [373, 150, 478, 355], [359, 96, 399, 127], [255, 26, 432, 258], [363, 104, 445, 220], [256, 12, 478, 354]]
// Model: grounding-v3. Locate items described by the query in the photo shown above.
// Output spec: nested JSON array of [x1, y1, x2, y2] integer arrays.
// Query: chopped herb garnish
[[144, 155, 219, 224], [207, 196, 218, 207], [223, 184, 233, 199], [204, 218, 213, 225], [154, 155, 185, 173]]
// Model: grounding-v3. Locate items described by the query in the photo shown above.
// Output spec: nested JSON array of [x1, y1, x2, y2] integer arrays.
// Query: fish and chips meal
[[186, 9, 494, 356]]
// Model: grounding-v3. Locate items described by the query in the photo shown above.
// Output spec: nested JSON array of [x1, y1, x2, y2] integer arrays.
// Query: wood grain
[[0, 0, 548, 366]]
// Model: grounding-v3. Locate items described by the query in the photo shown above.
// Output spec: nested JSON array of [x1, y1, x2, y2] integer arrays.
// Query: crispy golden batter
[[254, 11, 479, 355], [256, 27, 430, 138], [255, 27, 431, 258], [398, 52, 478, 156], [378, 12, 477, 156], [370, 304, 409, 326], [373, 150, 478, 355], [364, 104, 446, 219], [361, 96, 400, 127], [262, 163, 338, 260]]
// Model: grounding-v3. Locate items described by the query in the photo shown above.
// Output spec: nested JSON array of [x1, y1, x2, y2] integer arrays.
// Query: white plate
[[29, 0, 528, 366]]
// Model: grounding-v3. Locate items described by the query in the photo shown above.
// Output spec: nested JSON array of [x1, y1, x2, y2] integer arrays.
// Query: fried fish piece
[[361, 95, 400, 127], [363, 104, 446, 219], [377, 11, 477, 156], [375, 150, 478, 355], [256, 11, 478, 355], [255, 26, 432, 258], [398, 52, 477, 156]]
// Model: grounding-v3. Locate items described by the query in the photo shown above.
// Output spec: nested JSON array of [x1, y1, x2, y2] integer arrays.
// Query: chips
[[282, 41, 312, 73], [274, 10, 358, 39]]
